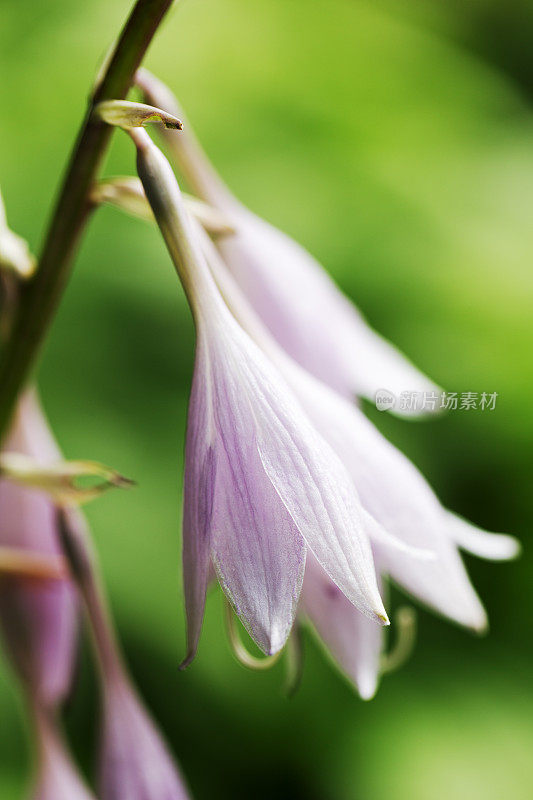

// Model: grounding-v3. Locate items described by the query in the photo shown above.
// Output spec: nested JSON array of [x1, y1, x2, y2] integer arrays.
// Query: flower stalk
[[0, 0, 175, 444]]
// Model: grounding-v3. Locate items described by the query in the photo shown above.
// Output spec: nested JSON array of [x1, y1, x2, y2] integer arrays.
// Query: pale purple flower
[[198, 227, 519, 693], [31, 708, 95, 800], [130, 129, 388, 664], [136, 70, 439, 411], [0, 391, 78, 708]]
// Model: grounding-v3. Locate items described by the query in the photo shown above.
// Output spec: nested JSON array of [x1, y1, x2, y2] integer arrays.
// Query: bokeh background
[[1, 0, 532, 797]]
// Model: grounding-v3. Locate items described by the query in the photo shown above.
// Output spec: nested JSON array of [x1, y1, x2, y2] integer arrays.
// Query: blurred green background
[[1, 0, 532, 797]]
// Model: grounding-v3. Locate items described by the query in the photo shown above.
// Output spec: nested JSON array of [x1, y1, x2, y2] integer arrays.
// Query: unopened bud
[[99, 681, 191, 800], [0, 392, 79, 708], [56, 510, 191, 800], [94, 99, 183, 130], [0, 453, 135, 506]]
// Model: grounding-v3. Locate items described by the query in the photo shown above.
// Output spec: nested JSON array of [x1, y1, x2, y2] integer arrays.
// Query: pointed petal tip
[[471, 616, 489, 637], [378, 612, 390, 627], [256, 624, 290, 658], [358, 678, 379, 701], [178, 647, 197, 671]]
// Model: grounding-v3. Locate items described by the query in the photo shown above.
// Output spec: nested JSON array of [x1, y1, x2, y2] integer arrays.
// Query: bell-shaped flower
[[197, 228, 519, 685], [0, 391, 78, 708], [56, 510, 191, 800], [136, 70, 439, 412], [30, 708, 96, 800], [128, 128, 388, 663]]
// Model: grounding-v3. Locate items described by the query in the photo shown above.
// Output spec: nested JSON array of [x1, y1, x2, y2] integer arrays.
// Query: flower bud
[[99, 679, 190, 800], [56, 511, 192, 800], [94, 99, 182, 130], [0, 392, 78, 707]]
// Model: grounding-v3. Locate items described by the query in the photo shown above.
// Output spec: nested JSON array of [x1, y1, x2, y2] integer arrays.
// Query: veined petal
[[444, 511, 520, 561], [210, 440, 306, 656], [300, 553, 383, 700], [208, 322, 387, 629], [181, 337, 220, 666]]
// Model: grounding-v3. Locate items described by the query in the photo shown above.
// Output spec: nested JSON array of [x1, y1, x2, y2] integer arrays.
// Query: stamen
[[284, 624, 304, 696], [224, 597, 283, 671], [380, 606, 417, 675]]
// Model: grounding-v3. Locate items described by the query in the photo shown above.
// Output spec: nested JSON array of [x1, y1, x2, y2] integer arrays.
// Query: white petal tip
[[472, 618, 489, 637], [358, 679, 379, 701], [377, 612, 390, 627]]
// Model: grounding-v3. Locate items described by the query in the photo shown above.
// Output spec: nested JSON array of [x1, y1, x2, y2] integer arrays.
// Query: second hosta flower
[[0, 391, 78, 707], [130, 129, 388, 663]]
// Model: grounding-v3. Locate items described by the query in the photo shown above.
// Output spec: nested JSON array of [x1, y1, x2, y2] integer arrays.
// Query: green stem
[[0, 0, 175, 442]]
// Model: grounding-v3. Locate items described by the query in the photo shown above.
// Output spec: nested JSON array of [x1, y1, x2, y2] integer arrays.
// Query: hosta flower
[[0, 391, 78, 708], [136, 70, 439, 410], [31, 708, 95, 800], [56, 510, 191, 800], [128, 128, 388, 663], [198, 229, 519, 693]]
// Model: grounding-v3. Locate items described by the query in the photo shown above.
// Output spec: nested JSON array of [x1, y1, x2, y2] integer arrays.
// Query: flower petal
[[283, 364, 488, 630], [217, 207, 439, 413], [209, 324, 388, 627], [181, 338, 216, 666], [207, 339, 307, 655], [301, 553, 383, 699], [444, 511, 521, 561]]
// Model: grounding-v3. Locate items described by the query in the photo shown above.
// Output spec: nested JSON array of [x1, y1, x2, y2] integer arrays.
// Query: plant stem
[[0, 0, 175, 443]]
